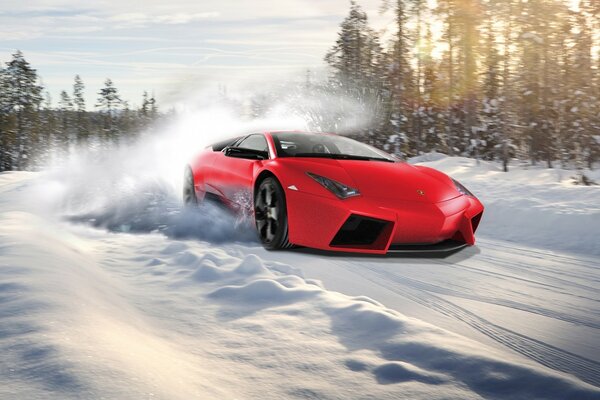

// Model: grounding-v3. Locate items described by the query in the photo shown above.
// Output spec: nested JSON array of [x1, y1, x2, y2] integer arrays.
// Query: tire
[[183, 166, 198, 207], [254, 177, 292, 250]]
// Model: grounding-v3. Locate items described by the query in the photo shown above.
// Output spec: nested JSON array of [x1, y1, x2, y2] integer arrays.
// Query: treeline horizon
[[0, 50, 160, 171], [313, 0, 599, 175]]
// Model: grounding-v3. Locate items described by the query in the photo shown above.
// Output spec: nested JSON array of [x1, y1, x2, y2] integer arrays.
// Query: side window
[[237, 134, 268, 153], [212, 136, 241, 151]]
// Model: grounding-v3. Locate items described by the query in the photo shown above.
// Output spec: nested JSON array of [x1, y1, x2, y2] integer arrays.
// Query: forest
[[0, 51, 159, 171], [317, 0, 599, 175], [0, 0, 598, 178]]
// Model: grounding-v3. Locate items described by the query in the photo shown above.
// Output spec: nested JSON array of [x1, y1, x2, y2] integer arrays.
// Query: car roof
[[263, 130, 337, 136]]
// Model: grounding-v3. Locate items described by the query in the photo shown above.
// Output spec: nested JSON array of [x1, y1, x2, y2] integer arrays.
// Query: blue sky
[[0, 0, 387, 109]]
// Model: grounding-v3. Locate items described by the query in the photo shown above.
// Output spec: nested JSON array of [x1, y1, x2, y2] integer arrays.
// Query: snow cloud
[[40, 102, 309, 244]]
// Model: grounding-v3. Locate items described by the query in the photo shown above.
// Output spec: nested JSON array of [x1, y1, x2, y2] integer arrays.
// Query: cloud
[[54, 26, 103, 33], [156, 12, 220, 24], [0, 11, 104, 41], [110, 11, 220, 27]]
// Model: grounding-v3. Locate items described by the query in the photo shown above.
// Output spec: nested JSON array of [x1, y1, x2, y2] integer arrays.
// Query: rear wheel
[[183, 166, 198, 207], [254, 177, 292, 250]]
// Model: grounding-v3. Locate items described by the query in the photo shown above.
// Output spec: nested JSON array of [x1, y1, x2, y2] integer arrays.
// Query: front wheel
[[254, 177, 292, 250]]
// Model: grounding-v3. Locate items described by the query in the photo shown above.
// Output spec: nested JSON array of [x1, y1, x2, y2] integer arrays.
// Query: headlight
[[307, 172, 360, 199], [452, 179, 474, 197]]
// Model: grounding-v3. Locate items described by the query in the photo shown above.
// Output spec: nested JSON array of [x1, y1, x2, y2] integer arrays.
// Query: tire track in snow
[[449, 241, 600, 295], [424, 258, 600, 327], [438, 258, 599, 302], [373, 270, 600, 330], [449, 255, 600, 297], [476, 238, 599, 266], [471, 251, 600, 290], [477, 239, 600, 280], [355, 262, 600, 388]]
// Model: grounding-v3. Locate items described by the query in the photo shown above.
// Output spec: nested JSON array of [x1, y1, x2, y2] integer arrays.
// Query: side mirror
[[224, 147, 268, 160]]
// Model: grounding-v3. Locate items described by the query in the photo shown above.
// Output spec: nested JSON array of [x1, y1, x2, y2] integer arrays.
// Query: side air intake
[[471, 212, 482, 233]]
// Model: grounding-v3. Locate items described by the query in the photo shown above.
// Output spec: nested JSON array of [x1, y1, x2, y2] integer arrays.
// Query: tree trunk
[[447, 13, 454, 156], [500, 0, 513, 172]]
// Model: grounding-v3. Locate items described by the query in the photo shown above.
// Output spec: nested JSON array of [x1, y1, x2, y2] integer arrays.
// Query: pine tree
[[412, 0, 426, 155], [37, 91, 56, 166], [119, 100, 135, 143], [584, 0, 600, 169], [58, 90, 73, 152], [149, 92, 158, 119], [0, 66, 11, 171], [420, 25, 443, 151], [562, 3, 596, 181], [139, 90, 158, 129], [480, 10, 502, 161], [325, 1, 385, 138], [437, 0, 458, 155], [325, 1, 382, 89], [381, 0, 415, 158], [72, 74, 88, 143], [496, 0, 518, 172], [456, 0, 481, 162], [4, 51, 43, 170], [96, 78, 121, 142]]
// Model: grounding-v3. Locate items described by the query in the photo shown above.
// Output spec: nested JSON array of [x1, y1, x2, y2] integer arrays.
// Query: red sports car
[[184, 131, 483, 254]]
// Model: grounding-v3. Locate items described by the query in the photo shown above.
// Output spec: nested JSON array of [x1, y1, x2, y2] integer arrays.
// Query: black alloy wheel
[[254, 177, 292, 250]]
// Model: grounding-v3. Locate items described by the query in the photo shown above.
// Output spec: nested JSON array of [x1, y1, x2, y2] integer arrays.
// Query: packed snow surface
[[1, 150, 599, 398], [412, 153, 600, 256]]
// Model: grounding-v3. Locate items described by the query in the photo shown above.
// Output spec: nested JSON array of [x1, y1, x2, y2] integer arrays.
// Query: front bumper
[[285, 189, 483, 255]]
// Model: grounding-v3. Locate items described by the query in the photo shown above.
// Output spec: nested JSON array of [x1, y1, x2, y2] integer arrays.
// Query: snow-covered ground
[[412, 153, 600, 256], [1, 154, 599, 399]]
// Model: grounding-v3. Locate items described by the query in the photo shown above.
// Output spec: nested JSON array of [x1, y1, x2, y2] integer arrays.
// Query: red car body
[[188, 131, 483, 254]]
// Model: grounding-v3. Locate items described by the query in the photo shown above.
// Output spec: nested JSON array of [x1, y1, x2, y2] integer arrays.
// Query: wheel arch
[[184, 163, 194, 186], [186, 162, 206, 202], [183, 164, 199, 206], [254, 169, 279, 200]]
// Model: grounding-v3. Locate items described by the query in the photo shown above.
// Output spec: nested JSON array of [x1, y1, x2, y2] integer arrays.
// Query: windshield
[[271, 132, 396, 162]]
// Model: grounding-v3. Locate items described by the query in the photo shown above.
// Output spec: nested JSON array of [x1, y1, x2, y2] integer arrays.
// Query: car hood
[[284, 158, 460, 203], [340, 160, 460, 203]]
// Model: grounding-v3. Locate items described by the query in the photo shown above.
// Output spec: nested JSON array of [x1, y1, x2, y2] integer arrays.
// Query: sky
[[0, 0, 391, 109]]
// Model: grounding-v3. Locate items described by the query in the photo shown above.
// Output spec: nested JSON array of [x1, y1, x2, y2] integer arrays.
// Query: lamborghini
[[184, 131, 483, 254]]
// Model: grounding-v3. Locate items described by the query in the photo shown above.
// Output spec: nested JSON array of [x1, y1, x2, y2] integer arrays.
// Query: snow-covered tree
[[380, 0, 415, 158], [3, 51, 43, 170], [479, 15, 502, 161], [73, 74, 88, 143], [420, 26, 444, 152], [0, 66, 12, 171], [325, 1, 384, 91], [96, 78, 122, 142]]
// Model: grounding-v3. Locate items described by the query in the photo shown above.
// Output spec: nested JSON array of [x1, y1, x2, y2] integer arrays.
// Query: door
[[211, 134, 269, 209]]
